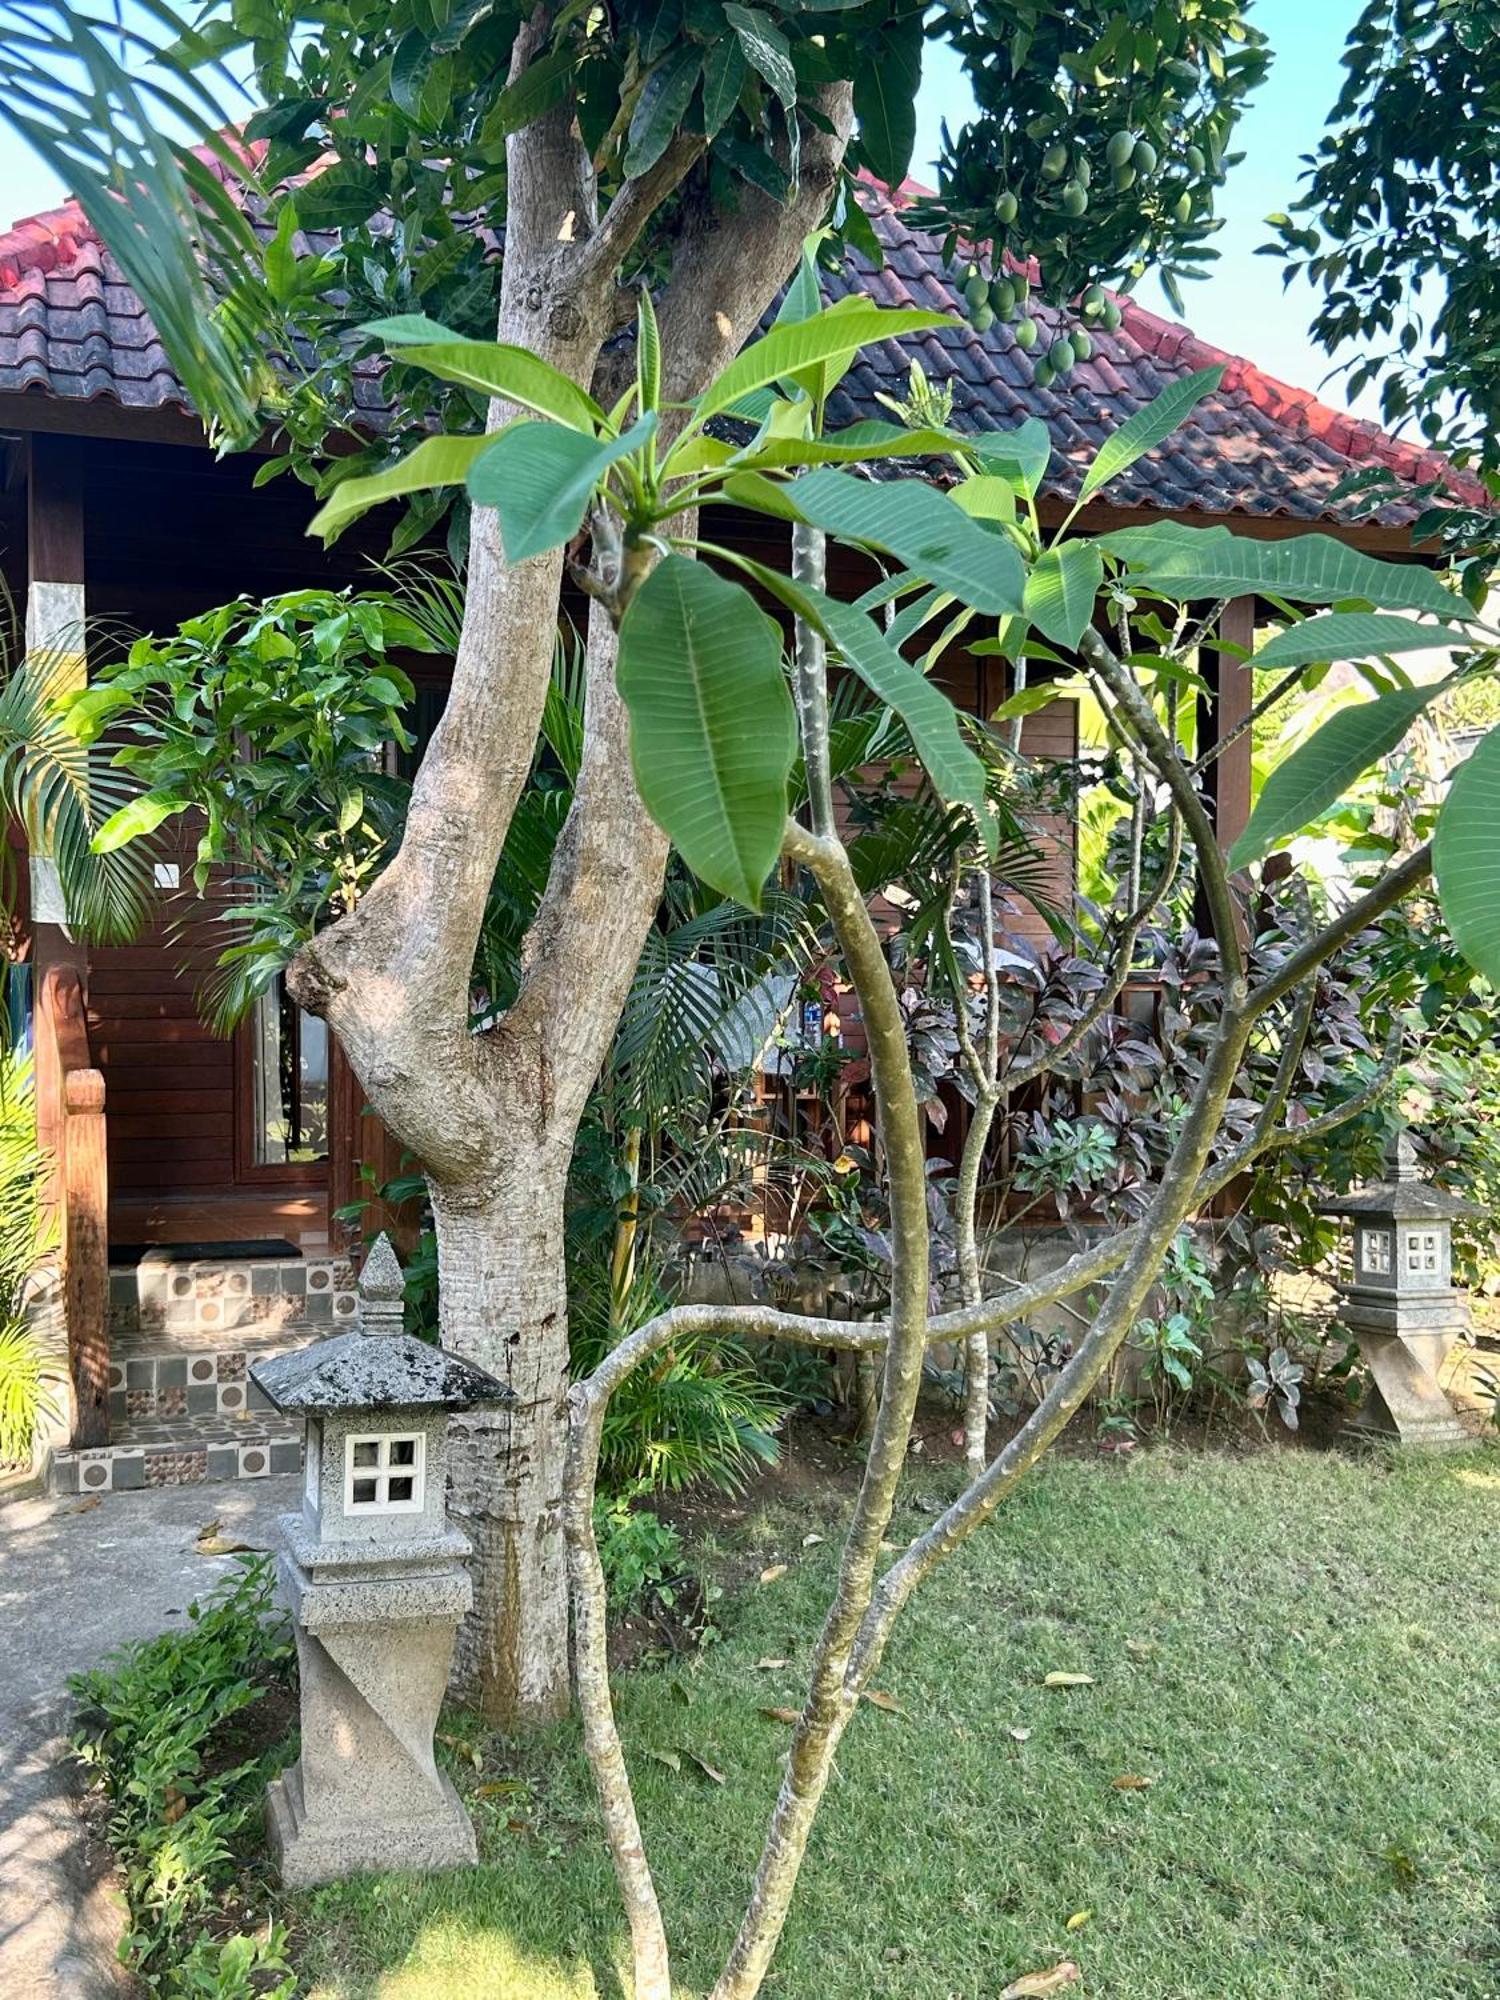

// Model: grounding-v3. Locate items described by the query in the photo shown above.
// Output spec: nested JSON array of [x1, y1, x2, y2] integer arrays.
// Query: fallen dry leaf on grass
[[759, 1563, 788, 1585], [1042, 1672, 1095, 1689], [682, 1748, 725, 1785], [755, 1657, 789, 1671], [999, 1961, 1081, 1998], [474, 1780, 526, 1800], [70, 1497, 100, 1514], [861, 1689, 906, 1716], [759, 1707, 802, 1726], [801, 1532, 824, 1547], [1112, 1773, 1154, 1791], [1007, 1726, 1032, 1743], [647, 1748, 682, 1774], [436, 1732, 482, 1772], [1066, 1911, 1092, 1933], [1124, 1636, 1157, 1660]]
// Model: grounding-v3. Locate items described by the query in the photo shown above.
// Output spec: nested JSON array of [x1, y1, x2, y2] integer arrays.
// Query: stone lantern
[[1320, 1130, 1475, 1447], [248, 1233, 511, 1886]]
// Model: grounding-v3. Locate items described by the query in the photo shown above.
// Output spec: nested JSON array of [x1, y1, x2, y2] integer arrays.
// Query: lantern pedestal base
[[1342, 1324, 1469, 1449], [266, 1758, 477, 1889]]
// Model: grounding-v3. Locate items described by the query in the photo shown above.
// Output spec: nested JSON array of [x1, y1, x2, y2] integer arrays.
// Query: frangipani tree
[[293, 285, 1488, 1994], [0, 0, 1273, 1725]]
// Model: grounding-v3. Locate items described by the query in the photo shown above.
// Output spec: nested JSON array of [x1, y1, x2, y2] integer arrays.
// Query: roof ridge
[[0, 198, 95, 289], [1114, 294, 1470, 498]]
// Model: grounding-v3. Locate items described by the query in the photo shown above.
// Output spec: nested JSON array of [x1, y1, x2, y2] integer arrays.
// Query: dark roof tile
[[0, 179, 1484, 526]]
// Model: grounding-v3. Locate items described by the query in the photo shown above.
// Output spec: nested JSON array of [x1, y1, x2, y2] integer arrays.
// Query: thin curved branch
[[1251, 843, 1432, 1016], [1003, 808, 1184, 1093], [1080, 625, 1244, 989]]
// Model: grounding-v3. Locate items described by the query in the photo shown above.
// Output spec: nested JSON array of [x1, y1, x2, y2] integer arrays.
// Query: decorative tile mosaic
[[109, 1256, 356, 1346], [51, 1252, 339, 1495]]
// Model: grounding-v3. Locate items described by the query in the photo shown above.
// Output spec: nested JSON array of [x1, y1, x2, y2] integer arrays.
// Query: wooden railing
[[36, 963, 109, 1446]]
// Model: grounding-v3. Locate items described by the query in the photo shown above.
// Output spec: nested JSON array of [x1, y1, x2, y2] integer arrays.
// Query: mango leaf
[[701, 36, 748, 137], [785, 469, 1026, 615], [1077, 366, 1224, 503], [373, 338, 605, 433], [480, 42, 577, 141], [730, 555, 990, 831], [637, 288, 662, 415], [1228, 683, 1442, 869], [92, 789, 190, 854], [308, 433, 501, 541], [362, 312, 467, 346], [854, 13, 922, 185], [1435, 725, 1500, 983], [295, 159, 382, 229], [1250, 610, 1462, 671], [990, 681, 1070, 722], [625, 44, 703, 176], [616, 556, 796, 908], [696, 306, 952, 424], [469, 416, 656, 564], [725, 4, 795, 108], [1024, 543, 1104, 648], [1100, 521, 1464, 618], [974, 418, 1052, 501]]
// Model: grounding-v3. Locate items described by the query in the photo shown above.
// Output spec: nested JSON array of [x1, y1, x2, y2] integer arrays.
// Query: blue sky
[[0, 0, 1372, 414]]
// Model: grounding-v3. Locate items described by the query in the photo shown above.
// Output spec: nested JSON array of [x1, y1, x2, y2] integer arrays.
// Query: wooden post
[[25, 434, 89, 981], [38, 966, 109, 1445], [64, 1060, 109, 1445]]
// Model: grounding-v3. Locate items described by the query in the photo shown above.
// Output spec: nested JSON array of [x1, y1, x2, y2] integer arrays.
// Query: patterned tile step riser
[[108, 1257, 358, 1344], [51, 1428, 303, 1495], [108, 1335, 318, 1421]]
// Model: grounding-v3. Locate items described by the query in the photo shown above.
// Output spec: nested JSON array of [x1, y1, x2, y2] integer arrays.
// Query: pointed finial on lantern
[[358, 1233, 406, 1336], [1388, 1126, 1421, 1182]]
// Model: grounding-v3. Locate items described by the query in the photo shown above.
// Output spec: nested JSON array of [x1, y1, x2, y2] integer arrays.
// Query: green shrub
[[0, 1051, 59, 1466], [593, 1489, 691, 1613], [70, 1557, 297, 1996]]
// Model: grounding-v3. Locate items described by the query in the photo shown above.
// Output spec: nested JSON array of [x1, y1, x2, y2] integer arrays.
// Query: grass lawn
[[292, 1442, 1500, 1999]]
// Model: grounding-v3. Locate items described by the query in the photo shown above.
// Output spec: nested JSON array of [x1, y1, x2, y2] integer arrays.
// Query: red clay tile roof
[[0, 178, 1480, 528]]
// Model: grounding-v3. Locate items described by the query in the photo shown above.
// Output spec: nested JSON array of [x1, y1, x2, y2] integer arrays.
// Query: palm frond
[[0, 0, 265, 443], [0, 647, 156, 942]]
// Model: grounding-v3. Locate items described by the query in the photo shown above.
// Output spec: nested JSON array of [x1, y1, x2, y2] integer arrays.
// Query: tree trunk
[[435, 1155, 573, 1722]]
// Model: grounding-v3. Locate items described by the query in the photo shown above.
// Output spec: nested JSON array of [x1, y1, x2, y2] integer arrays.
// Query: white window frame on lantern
[[1360, 1228, 1392, 1275], [343, 1430, 426, 1515], [1403, 1229, 1441, 1277]]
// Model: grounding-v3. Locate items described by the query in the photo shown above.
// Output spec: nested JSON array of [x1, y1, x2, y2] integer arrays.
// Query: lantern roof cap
[[1319, 1129, 1480, 1220], [250, 1328, 511, 1413]]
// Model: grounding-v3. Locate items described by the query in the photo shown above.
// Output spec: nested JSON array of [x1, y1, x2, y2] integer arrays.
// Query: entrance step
[[48, 1250, 355, 1497], [108, 1252, 359, 1342], [50, 1414, 304, 1496]]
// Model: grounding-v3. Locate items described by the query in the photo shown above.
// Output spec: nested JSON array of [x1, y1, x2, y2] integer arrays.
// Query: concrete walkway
[[0, 1474, 298, 1996]]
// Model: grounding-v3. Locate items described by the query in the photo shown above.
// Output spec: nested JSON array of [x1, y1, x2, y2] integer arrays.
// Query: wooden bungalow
[[0, 180, 1471, 1489]]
